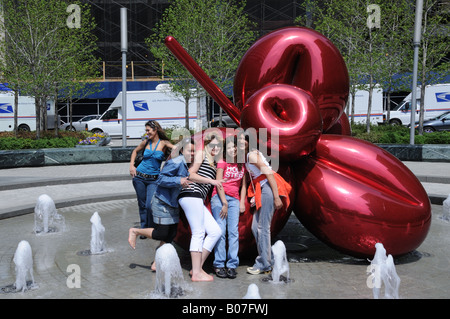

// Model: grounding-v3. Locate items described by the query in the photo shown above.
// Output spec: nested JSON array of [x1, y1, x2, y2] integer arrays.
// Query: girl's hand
[[220, 205, 228, 219], [274, 196, 283, 210], [180, 177, 192, 188], [129, 166, 137, 177], [212, 179, 226, 191], [239, 202, 246, 214]]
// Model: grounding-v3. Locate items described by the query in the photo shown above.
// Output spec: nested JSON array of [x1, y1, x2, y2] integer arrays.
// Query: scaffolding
[[84, 0, 307, 79]]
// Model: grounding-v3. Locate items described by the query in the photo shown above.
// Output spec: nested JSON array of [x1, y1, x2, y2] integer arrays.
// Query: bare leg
[[190, 249, 214, 282], [128, 227, 154, 249]]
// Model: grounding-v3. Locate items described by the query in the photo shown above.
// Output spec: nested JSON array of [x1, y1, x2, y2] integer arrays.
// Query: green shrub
[[351, 124, 450, 144], [0, 131, 88, 150]]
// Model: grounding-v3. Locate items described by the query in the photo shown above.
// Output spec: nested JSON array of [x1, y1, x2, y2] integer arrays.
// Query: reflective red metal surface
[[166, 27, 431, 258], [294, 135, 431, 257], [234, 27, 349, 132], [240, 84, 322, 161]]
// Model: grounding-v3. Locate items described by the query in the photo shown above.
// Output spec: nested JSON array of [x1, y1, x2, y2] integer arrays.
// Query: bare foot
[[191, 270, 214, 282], [128, 228, 138, 249]]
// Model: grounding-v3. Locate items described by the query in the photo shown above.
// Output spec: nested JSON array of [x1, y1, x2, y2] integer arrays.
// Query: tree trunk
[[35, 96, 41, 139], [14, 91, 18, 137], [366, 83, 373, 133], [54, 87, 59, 137], [185, 96, 189, 130], [386, 91, 391, 123]]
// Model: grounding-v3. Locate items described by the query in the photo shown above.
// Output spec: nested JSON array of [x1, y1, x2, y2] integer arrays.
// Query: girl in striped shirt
[[178, 134, 225, 282]]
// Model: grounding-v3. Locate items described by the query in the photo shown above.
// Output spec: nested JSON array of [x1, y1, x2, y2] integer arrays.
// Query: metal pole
[[409, 0, 423, 145], [120, 7, 128, 148]]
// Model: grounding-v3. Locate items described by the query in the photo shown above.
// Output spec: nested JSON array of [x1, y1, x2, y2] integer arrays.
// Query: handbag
[[134, 139, 149, 168], [249, 174, 256, 208]]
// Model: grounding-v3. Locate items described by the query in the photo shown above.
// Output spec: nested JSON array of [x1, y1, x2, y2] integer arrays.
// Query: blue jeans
[[251, 183, 274, 271], [211, 194, 240, 269], [132, 175, 157, 228]]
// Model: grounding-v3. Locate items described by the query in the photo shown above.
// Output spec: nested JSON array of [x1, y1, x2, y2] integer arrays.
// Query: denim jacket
[[153, 155, 189, 208]]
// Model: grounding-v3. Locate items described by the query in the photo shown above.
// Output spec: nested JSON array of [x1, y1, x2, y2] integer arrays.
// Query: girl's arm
[[239, 173, 247, 213], [188, 151, 225, 189], [215, 168, 228, 219], [248, 151, 283, 210], [129, 140, 147, 177]]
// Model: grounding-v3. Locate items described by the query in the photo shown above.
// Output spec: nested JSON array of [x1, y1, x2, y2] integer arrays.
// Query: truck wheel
[[18, 124, 30, 131], [424, 126, 435, 133], [91, 128, 103, 134], [66, 125, 76, 131], [389, 119, 402, 126]]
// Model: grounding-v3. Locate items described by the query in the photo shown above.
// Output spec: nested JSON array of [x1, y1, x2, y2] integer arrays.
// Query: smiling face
[[226, 141, 237, 158], [206, 137, 222, 159], [145, 125, 157, 140], [237, 134, 247, 151], [182, 141, 195, 163]]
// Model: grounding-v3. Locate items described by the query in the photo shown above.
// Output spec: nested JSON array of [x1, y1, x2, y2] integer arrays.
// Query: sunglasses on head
[[146, 120, 156, 128]]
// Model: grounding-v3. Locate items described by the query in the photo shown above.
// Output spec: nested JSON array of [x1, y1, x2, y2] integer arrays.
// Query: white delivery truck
[[347, 86, 383, 125], [85, 87, 207, 138], [0, 92, 56, 131], [384, 83, 450, 126]]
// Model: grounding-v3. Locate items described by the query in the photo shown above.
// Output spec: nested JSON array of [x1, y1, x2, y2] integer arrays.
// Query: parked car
[[209, 114, 238, 128], [59, 114, 100, 131], [410, 111, 450, 133]]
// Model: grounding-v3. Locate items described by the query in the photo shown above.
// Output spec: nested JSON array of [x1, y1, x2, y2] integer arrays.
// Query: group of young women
[[127, 120, 289, 282]]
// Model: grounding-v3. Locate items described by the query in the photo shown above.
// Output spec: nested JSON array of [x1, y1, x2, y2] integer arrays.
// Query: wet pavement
[[0, 161, 449, 301]]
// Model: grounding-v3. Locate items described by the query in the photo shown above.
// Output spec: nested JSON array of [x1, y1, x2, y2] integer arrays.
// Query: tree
[[147, 0, 256, 130], [0, 0, 99, 138], [415, 0, 449, 135]]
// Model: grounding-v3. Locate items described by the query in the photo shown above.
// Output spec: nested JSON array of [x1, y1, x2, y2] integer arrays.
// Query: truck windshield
[[101, 109, 118, 120], [394, 100, 420, 111]]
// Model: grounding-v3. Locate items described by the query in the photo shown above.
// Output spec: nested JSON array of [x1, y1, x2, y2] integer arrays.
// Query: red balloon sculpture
[[165, 27, 431, 258]]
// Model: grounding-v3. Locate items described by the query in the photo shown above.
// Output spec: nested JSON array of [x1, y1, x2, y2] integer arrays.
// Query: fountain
[[270, 240, 290, 283], [13, 240, 36, 292], [90, 212, 106, 254], [441, 194, 450, 221], [368, 243, 401, 299], [243, 283, 261, 299], [34, 194, 65, 234], [153, 243, 188, 298]]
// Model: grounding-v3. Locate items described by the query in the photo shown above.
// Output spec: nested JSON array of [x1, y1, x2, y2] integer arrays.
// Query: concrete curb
[[0, 144, 449, 169]]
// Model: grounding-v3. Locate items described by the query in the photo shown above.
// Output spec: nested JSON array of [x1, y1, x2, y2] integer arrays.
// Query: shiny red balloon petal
[[234, 27, 349, 131], [293, 134, 431, 258], [240, 84, 322, 161]]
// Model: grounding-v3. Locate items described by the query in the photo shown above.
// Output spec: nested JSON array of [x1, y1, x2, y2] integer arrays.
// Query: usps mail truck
[[85, 87, 207, 138], [0, 92, 56, 131], [348, 86, 383, 124], [384, 83, 450, 126]]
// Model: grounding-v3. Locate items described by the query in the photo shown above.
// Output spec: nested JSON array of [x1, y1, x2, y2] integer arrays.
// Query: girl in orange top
[[237, 131, 291, 275]]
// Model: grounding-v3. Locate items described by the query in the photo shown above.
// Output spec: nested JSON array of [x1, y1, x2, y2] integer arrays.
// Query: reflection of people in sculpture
[[128, 138, 194, 266], [178, 134, 225, 282], [238, 132, 288, 275], [211, 135, 247, 279]]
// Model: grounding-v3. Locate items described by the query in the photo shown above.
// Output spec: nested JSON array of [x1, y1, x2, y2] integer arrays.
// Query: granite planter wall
[[0, 144, 448, 169], [0, 147, 134, 169]]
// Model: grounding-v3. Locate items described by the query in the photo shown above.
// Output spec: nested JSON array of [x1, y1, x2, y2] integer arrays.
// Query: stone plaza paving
[[0, 161, 449, 300], [0, 200, 448, 300]]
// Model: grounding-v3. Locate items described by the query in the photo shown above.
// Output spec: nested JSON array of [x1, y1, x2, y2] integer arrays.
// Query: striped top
[[178, 156, 216, 201]]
